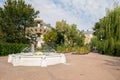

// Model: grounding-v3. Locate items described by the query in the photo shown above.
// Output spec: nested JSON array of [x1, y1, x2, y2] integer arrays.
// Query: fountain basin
[[8, 52, 66, 67]]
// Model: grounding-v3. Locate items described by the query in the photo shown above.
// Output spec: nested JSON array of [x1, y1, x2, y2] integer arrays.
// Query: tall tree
[[0, 0, 39, 43], [93, 4, 120, 56]]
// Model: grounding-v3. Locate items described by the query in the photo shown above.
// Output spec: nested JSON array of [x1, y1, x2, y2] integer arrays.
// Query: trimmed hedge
[[0, 43, 28, 56]]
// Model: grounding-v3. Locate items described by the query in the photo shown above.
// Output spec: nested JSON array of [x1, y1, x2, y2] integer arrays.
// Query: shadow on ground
[[104, 57, 120, 71]]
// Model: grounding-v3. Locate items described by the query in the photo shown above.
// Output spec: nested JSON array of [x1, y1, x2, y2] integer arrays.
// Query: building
[[83, 30, 93, 45]]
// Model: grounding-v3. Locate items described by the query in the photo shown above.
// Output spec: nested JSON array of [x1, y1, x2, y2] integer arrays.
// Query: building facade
[[83, 30, 93, 45]]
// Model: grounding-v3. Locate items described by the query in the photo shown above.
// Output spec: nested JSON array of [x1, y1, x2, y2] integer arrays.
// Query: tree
[[44, 28, 58, 48], [93, 4, 120, 56], [0, 0, 39, 43], [0, 28, 4, 42], [56, 20, 69, 46], [56, 20, 85, 47]]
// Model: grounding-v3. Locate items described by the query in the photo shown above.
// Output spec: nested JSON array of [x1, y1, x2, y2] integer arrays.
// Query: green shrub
[[0, 43, 28, 56], [56, 45, 69, 53], [75, 46, 90, 55], [90, 37, 100, 52], [56, 45, 63, 53], [56, 45, 90, 54]]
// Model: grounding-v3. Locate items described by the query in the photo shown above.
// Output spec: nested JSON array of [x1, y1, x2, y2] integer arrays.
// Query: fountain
[[8, 18, 66, 67]]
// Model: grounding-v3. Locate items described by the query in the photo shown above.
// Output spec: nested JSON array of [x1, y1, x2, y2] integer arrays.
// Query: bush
[[75, 46, 90, 55], [56, 45, 71, 53], [0, 43, 28, 56], [56, 45, 90, 54], [90, 37, 100, 52]]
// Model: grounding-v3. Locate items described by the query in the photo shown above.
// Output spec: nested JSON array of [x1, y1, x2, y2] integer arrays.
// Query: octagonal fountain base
[[8, 52, 66, 67]]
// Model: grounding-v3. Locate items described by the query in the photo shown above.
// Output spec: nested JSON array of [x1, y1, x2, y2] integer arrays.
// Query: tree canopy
[[0, 0, 39, 43], [44, 20, 85, 48], [92, 4, 120, 56]]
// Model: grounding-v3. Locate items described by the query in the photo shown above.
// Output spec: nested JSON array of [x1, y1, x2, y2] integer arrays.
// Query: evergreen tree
[[0, 0, 39, 43]]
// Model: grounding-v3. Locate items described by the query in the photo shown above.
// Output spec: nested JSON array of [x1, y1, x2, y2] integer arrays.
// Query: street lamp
[[100, 35, 102, 41]]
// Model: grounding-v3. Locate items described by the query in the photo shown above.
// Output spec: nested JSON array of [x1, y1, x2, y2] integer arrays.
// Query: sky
[[0, 0, 120, 30]]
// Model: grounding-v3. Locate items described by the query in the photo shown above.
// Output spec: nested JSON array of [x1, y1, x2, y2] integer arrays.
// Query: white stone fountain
[[8, 18, 66, 67], [8, 51, 66, 67]]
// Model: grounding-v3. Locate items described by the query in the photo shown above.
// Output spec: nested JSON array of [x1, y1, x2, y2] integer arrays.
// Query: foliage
[[0, 28, 4, 42], [0, 0, 39, 43], [75, 46, 90, 54], [92, 4, 120, 56], [56, 45, 90, 54], [56, 20, 85, 47], [0, 43, 28, 56], [44, 20, 85, 54], [115, 41, 120, 56], [0, 0, 87, 55], [90, 36, 100, 51], [90, 37, 99, 48], [44, 29, 58, 44], [44, 28, 58, 48], [56, 45, 72, 53]]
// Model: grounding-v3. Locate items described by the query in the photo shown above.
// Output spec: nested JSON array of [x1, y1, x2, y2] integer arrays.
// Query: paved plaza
[[0, 52, 120, 80]]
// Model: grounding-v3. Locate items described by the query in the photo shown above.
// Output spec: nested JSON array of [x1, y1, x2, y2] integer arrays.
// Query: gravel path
[[0, 52, 120, 80]]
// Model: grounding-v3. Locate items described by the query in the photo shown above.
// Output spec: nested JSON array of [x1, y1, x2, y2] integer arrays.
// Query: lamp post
[[100, 35, 102, 41]]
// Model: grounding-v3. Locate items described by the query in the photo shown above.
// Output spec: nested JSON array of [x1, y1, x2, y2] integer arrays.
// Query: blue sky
[[0, 0, 120, 30]]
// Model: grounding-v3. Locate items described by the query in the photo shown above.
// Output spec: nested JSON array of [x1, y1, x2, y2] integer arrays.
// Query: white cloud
[[57, 0, 113, 29], [26, 0, 84, 29], [1, 0, 119, 30], [0, 0, 5, 7], [0, 2, 3, 7]]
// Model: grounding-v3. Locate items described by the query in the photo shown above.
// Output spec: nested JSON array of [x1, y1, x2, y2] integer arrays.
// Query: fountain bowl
[[8, 51, 66, 67]]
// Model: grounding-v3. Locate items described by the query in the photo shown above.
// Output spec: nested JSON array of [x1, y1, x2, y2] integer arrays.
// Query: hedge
[[0, 43, 28, 56]]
